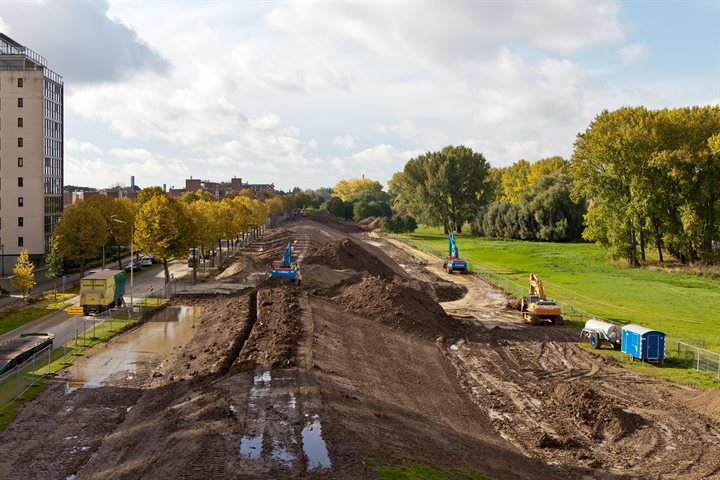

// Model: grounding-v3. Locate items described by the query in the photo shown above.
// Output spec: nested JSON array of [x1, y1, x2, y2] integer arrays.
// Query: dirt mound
[[215, 254, 265, 282], [550, 383, 645, 440], [304, 238, 396, 278], [358, 216, 382, 230], [686, 387, 720, 420], [236, 286, 301, 370], [335, 275, 458, 340], [300, 264, 359, 289], [432, 281, 468, 302]]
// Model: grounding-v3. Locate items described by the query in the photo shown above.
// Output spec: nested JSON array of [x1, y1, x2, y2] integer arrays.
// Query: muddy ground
[[1, 212, 720, 479]]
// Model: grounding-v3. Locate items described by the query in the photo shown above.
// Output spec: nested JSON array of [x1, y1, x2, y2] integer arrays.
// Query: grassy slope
[[404, 227, 720, 351], [0, 294, 74, 336]]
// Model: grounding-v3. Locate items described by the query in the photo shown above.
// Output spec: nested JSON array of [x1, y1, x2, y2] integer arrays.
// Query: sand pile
[[304, 239, 395, 278], [215, 254, 266, 282], [335, 275, 457, 340]]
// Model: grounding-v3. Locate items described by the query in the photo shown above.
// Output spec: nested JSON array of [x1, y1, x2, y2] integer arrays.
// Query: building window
[[17, 118, 22, 128], [17, 78, 23, 88], [17, 157, 22, 167], [18, 217, 22, 227], [17, 98, 23, 108], [17, 177, 23, 187], [18, 237, 23, 247], [17, 138, 23, 148], [18, 197, 23, 207]]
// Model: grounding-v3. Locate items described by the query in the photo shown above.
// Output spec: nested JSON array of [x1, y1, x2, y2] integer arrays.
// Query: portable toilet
[[621, 324, 666, 361]]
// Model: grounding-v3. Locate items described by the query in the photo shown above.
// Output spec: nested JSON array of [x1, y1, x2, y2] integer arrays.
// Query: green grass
[[377, 464, 486, 480], [0, 293, 74, 335]]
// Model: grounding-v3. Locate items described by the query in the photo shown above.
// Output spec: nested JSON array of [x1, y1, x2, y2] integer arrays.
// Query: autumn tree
[[333, 178, 384, 201], [12, 250, 35, 300], [134, 195, 193, 285], [53, 201, 108, 275]]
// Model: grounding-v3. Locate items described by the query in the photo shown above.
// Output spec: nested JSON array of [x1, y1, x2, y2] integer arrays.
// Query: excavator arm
[[528, 272, 546, 300]]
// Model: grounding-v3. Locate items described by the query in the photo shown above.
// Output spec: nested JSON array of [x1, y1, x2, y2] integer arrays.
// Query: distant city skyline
[[1, 0, 718, 191]]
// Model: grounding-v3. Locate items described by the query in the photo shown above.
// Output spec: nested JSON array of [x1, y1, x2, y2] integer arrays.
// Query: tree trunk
[[653, 221, 664, 263], [443, 221, 449, 235], [218, 238, 223, 263], [639, 226, 646, 263], [627, 221, 640, 267], [163, 259, 170, 286], [116, 241, 123, 270]]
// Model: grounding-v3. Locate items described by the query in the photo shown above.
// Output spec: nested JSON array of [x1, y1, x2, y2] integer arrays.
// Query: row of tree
[[50, 187, 304, 286]]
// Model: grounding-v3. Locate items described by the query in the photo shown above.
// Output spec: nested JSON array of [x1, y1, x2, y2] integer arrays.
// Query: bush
[[380, 215, 418, 234]]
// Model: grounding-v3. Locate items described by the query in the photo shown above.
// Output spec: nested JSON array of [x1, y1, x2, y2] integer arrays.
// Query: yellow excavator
[[520, 273, 564, 325]]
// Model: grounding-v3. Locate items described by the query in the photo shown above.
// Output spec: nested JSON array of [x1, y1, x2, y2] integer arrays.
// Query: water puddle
[[65, 306, 203, 389], [364, 240, 382, 247], [302, 414, 332, 470], [240, 433, 263, 459], [272, 438, 296, 464]]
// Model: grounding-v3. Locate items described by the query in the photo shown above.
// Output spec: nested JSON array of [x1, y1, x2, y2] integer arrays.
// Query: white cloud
[[334, 135, 357, 149], [619, 42, 649, 64]]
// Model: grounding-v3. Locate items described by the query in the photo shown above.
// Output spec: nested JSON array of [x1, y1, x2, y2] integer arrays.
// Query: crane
[[443, 232, 467, 274]]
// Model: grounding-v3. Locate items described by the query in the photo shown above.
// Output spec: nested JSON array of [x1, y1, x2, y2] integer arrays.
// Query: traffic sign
[[67, 306, 84, 315]]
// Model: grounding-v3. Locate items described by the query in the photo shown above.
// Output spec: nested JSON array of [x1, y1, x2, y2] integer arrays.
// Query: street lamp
[[111, 218, 133, 316]]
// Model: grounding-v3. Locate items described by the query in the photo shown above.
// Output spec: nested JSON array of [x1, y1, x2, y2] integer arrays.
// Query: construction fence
[[398, 235, 720, 379], [0, 283, 174, 418]]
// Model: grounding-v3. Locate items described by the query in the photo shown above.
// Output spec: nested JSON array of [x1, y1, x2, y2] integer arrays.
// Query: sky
[[0, 0, 718, 192]]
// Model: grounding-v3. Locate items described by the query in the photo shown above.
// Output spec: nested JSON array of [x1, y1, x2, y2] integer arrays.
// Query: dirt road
[[1, 213, 719, 479]]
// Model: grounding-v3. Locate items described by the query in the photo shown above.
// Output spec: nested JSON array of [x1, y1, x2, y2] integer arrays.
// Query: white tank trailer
[[581, 318, 622, 350]]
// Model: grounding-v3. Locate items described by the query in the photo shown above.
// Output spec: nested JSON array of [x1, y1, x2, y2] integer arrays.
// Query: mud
[[1, 214, 720, 480]]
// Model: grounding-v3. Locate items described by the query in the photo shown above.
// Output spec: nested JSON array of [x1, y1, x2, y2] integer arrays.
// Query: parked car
[[125, 261, 142, 273], [140, 256, 153, 267]]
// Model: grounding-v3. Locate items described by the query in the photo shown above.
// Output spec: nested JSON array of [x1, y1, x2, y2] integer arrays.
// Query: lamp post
[[1, 244, 4, 278], [112, 218, 133, 317]]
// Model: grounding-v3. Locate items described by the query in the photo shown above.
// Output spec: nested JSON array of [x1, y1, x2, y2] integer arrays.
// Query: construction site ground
[[2, 212, 720, 479]]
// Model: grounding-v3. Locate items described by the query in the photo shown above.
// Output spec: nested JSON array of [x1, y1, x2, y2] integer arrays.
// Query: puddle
[[364, 240, 382, 247], [272, 438, 296, 463], [240, 434, 263, 459], [65, 306, 203, 389], [302, 415, 331, 470]]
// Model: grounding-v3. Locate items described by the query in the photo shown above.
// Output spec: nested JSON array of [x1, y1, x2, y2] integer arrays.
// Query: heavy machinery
[[271, 241, 299, 281], [443, 232, 467, 274], [580, 318, 621, 350], [520, 273, 564, 325]]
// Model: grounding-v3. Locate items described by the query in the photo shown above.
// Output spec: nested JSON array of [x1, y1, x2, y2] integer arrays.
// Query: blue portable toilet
[[621, 324, 666, 361]]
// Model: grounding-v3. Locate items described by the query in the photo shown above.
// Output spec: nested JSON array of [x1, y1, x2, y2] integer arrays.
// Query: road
[[0, 260, 193, 349]]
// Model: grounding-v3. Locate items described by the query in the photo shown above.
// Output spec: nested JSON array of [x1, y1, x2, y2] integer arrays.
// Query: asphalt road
[[0, 260, 193, 349]]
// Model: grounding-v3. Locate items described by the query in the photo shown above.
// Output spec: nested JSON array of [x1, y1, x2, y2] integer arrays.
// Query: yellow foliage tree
[[500, 159, 531, 204], [333, 178, 383, 201], [12, 249, 35, 300], [527, 156, 570, 186]]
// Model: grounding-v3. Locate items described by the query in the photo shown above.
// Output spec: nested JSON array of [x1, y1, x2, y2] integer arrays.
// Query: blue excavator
[[443, 232, 467, 274], [271, 241, 299, 281]]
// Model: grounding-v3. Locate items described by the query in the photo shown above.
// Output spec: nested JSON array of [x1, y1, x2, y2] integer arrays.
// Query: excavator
[[520, 273, 564, 325], [271, 241, 299, 281], [443, 232, 467, 274]]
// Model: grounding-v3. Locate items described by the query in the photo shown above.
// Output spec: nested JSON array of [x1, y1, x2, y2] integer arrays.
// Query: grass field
[[403, 227, 720, 352]]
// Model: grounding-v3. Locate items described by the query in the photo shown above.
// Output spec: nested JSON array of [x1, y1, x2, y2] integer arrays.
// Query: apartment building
[[0, 34, 63, 271]]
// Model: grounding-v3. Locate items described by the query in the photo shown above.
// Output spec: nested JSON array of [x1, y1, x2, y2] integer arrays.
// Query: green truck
[[80, 270, 126, 315]]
